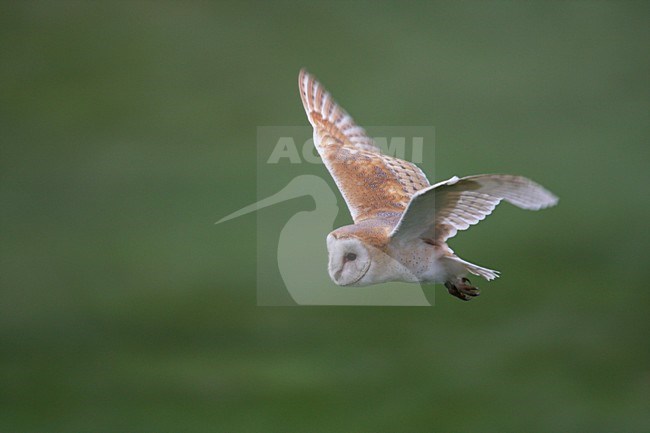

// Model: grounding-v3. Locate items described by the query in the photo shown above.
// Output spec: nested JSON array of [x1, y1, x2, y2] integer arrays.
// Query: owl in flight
[[298, 69, 558, 301]]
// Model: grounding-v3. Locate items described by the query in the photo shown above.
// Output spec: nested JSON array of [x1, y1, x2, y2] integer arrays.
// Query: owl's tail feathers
[[448, 256, 500, 281]]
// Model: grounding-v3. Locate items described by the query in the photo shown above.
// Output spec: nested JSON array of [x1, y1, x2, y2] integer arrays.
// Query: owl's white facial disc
[[326, 235, 371, 286]]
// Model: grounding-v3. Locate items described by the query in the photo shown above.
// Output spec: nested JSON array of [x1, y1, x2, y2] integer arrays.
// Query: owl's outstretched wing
[[298, 69, 429, 223], [389, 174, 558, 243]]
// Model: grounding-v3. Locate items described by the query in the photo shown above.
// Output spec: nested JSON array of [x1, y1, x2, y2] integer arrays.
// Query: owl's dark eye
[[345, 252, 357, 262]]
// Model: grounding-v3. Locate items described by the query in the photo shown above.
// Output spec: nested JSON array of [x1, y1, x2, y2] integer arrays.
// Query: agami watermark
[[218, 126, 435, 306]]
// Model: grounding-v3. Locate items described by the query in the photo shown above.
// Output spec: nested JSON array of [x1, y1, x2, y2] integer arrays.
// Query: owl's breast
[[386, 240, 448, 284]]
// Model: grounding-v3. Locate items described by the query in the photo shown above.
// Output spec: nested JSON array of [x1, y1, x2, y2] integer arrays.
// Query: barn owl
[[298, 69, 558, 301]]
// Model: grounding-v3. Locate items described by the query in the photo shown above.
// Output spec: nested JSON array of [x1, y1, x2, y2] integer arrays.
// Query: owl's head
[[326, 233, 373, 286]]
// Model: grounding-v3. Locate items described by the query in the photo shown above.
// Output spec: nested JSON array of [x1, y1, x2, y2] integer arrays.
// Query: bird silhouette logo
[[217, 174, 431, 306]]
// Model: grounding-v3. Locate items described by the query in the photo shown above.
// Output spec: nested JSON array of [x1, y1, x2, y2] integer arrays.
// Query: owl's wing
[[299, 69, 430, 223], [389, 174, 558, 243]]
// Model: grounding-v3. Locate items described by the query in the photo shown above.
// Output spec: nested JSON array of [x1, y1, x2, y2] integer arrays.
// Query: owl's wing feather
[[299, 69, 429, 223], [389, 174, 558, 243]]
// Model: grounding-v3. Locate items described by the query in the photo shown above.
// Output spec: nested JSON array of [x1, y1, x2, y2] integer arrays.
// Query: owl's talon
[[445, 278, 480, 301]]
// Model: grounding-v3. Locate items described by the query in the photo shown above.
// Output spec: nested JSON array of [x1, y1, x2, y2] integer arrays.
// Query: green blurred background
[[1, 1, 649, 432]]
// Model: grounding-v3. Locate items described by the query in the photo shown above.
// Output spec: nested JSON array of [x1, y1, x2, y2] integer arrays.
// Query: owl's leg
[[444, 277, 480, 301]]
